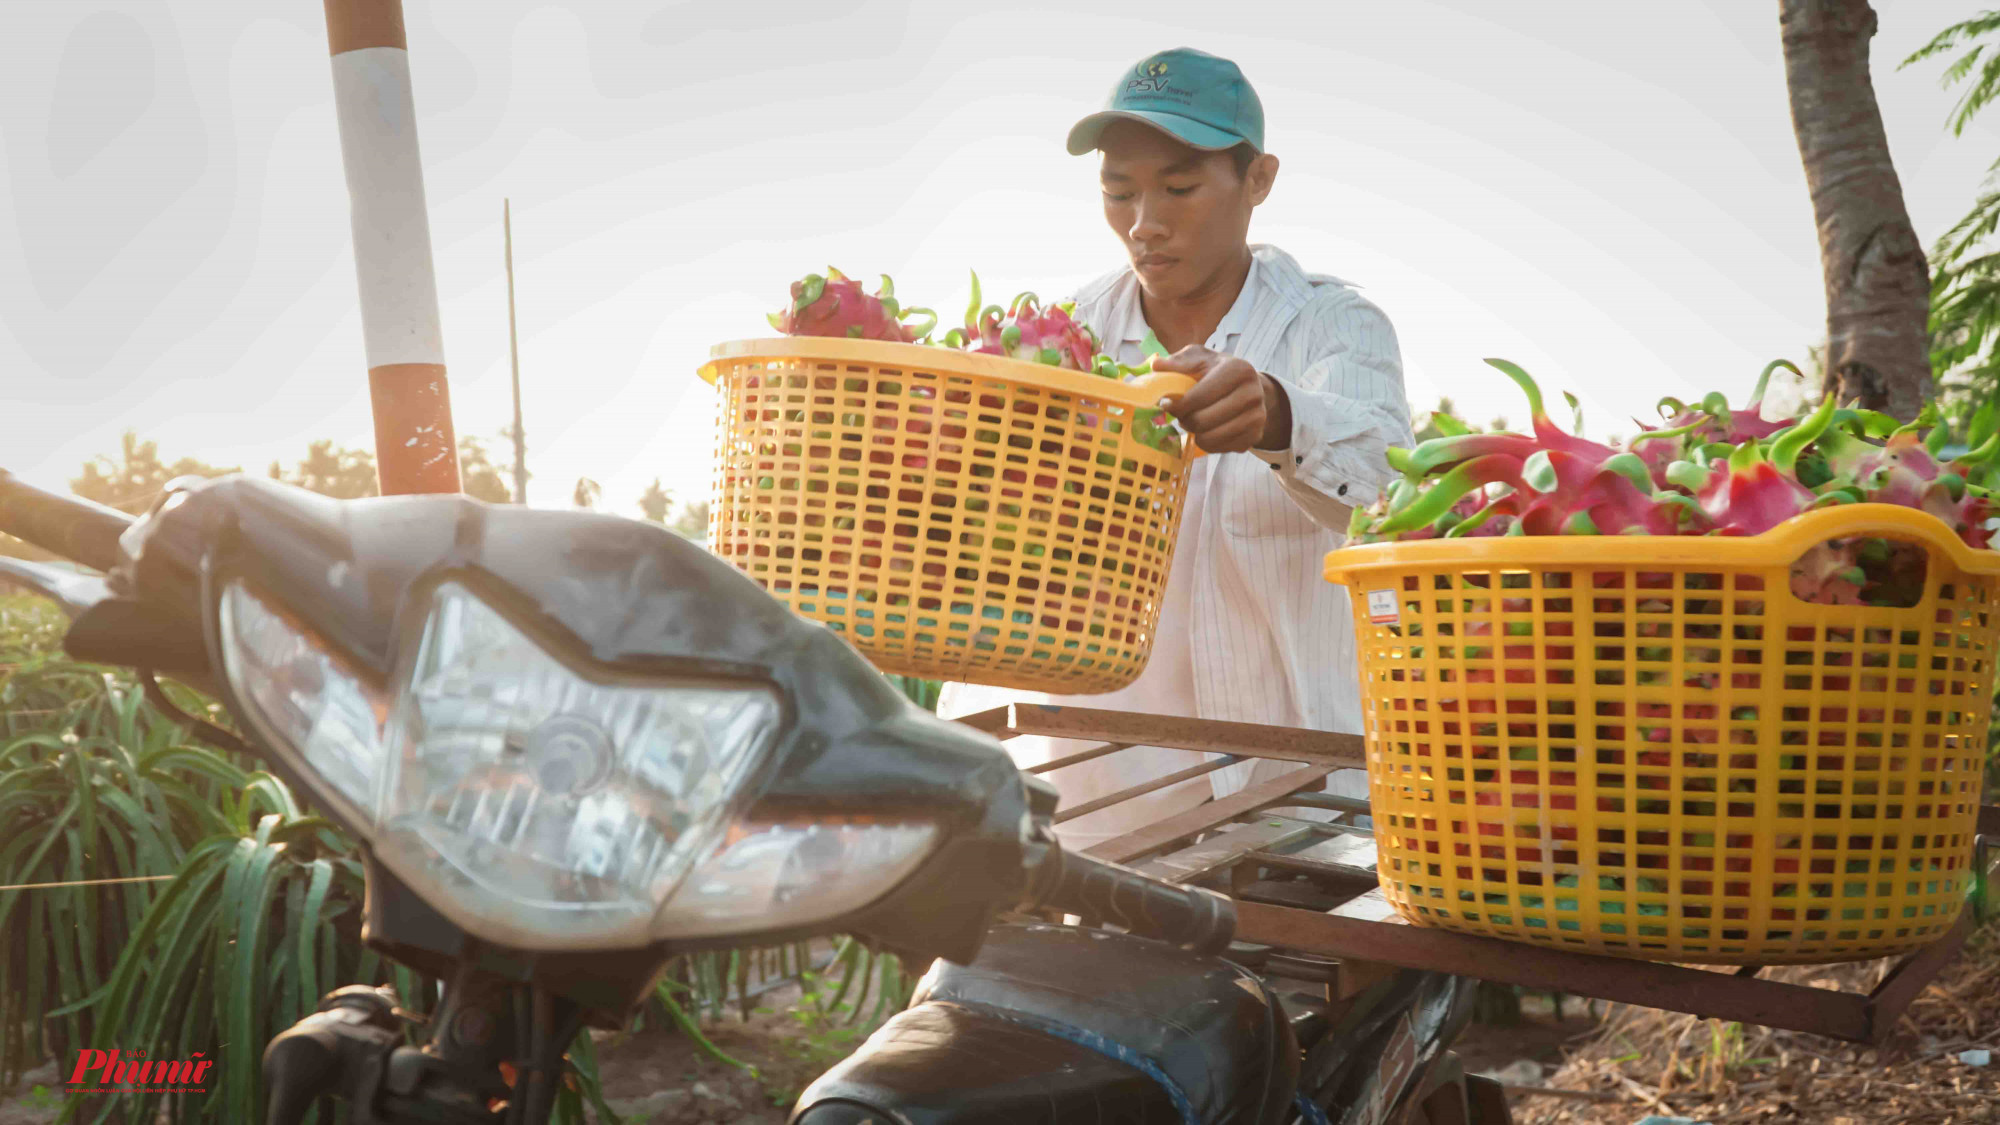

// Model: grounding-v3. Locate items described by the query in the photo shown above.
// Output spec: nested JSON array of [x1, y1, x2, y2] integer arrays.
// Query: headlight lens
[[371, 581, 781, 949], [218, 577, 796, 949], [655, 815, 937, 939], [218, 584, 388, 823]]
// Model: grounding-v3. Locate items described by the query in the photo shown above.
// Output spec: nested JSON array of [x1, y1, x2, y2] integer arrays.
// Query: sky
[[5, 1, 2000, 517]]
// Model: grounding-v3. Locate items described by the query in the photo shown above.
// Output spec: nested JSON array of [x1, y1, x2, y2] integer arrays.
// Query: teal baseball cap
[[1066, 48, 1265, 157]]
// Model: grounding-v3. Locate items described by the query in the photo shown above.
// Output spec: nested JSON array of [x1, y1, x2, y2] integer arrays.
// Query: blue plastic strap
[[948, 1001, 1200, 1125], [1294, 1090, 1333, 1125]]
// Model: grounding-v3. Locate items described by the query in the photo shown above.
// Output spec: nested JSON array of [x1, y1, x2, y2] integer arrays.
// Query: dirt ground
[[10, 931, 1996, 1124], [586, 980, 838, 1124], [1513, 926, 2000, 1125]]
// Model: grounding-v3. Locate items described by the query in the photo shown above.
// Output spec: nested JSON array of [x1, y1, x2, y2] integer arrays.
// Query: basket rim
[[698, 336, 1188, 409], [1324, 503, 2000, 583]]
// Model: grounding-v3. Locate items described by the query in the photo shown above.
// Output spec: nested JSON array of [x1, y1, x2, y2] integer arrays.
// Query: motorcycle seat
[[791, 922, 1299, 1125]]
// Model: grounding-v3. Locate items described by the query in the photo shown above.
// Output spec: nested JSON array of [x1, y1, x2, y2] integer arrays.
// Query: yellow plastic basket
[[699, 337, 1200, 694], [1325, 505, 2000, 964]]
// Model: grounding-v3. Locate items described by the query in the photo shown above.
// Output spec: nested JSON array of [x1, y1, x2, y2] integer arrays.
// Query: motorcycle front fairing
[[83, 475, 1050, 1012]]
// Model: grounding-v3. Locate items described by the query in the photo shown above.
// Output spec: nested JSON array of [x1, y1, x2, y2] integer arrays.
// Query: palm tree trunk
[[1780, 0, 1934, 420]]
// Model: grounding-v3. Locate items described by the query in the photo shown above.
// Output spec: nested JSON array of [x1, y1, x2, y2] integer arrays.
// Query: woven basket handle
[[1124, 372, 1205, 460]]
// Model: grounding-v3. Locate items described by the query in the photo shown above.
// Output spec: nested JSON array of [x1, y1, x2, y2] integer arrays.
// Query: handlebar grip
[[1022, 844, 1236, 956], [0, 470, 133, 573]]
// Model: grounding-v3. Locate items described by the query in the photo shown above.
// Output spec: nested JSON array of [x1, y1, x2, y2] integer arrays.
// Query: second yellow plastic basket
[[1325, 505, 2000, 964], [699, 337, 1201, 694]]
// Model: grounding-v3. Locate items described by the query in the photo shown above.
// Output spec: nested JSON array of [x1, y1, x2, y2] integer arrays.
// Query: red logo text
[[65, 1049, 214, 1093]]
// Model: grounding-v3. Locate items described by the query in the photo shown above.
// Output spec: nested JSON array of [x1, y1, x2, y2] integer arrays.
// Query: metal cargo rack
[[959, 703, 2000, 1047]]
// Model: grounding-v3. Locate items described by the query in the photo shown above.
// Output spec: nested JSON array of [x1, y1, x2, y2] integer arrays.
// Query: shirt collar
[[1112, 253, 1268, 346]]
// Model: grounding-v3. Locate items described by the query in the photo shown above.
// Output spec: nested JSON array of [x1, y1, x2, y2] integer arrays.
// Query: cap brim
[[1065, 109, 1247, 156]]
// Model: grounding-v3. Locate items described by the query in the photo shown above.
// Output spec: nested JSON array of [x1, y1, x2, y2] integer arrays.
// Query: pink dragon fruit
[[938, 271, 1107, 373], [1670, 396, 1837, 537], [769, 268, 936, 342], [1354, 360, 1704, 543], [1630, 360, 1807, 485]]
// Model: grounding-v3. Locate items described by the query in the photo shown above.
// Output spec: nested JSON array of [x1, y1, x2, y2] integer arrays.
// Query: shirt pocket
[[1218, 452, 1323, 539]]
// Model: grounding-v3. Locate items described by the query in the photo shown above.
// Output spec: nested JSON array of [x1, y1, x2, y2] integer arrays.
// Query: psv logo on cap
[[1127, 57, 1183, 94]]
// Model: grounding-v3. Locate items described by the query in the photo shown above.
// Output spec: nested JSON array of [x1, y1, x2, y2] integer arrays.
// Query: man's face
[[1098, 120, 1272, 301]]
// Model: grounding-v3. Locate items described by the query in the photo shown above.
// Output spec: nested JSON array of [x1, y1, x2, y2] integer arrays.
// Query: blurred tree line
[[1, 431, 707, 560]]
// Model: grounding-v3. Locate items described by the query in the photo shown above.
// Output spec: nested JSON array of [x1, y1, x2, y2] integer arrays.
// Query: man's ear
[[1246, 153, 1279, 206]]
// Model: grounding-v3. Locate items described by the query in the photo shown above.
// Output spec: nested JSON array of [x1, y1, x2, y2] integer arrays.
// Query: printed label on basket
[[1366, 588, 1400, 625]]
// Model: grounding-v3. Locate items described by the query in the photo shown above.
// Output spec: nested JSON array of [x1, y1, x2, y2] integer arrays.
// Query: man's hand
[[1148, 345, 1293, 454]]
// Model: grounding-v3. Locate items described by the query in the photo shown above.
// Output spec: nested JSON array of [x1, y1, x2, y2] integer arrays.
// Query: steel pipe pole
[[324, 0, 461, 494]]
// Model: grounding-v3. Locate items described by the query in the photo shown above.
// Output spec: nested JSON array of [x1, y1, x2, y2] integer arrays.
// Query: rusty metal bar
[[1084, 764, 1332, 865], [1054, 756, 1236, 823], [1863, 911, 1975, 1044], [950, 706, 1014, 735], [1138, 818, 1319, 884], [1231, 898, 1874, 1042], [1027, 742, 1133, 775], [1004, 704, 1366, 769]]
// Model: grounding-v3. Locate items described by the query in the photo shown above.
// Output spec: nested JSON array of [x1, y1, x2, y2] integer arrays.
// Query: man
[[939, 47, 1414, 852]]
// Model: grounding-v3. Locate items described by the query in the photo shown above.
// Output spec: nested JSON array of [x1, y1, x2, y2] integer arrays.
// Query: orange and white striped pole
[[323, 0, 461, 495]]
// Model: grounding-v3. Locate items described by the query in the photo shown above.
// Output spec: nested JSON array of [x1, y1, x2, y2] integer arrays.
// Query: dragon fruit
[[936, 270, 1154, 381], [769, 268, 936, 342], [1351, 357, 1997, 608], [1354, 359, 1705, 543]]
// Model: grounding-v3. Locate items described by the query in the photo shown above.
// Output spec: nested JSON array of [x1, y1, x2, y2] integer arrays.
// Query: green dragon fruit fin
[[1749, 359, 1801, 408], [1602, 452, 1654, 493], [1771, 393, 1835, 475], [793, 274, 826, 313], [1521, 449, 1557, 493], [1665, 461, 1709, 492], [1429, 411, 1472, 438], [1484, 358, 1548, 425]]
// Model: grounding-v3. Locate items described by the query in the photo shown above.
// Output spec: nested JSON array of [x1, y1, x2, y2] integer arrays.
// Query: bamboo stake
[[504, 199, 527, 504]]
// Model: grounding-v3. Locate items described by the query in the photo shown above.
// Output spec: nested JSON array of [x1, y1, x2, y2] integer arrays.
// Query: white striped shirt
[[938, 244, 1415, 851]]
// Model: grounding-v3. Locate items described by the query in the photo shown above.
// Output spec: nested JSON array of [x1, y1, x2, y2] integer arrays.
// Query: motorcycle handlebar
[[1021, 842, 1236, 956], [0, 470, 133, 573]]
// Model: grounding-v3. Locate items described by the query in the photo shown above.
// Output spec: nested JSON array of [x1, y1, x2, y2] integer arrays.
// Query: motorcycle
[[0, 468, 1508, 1125]]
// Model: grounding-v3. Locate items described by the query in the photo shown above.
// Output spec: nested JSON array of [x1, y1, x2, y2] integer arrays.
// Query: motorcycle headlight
[[219, 578, 791, 949], [218, 583, 390, 827], [654, 814, 938, 939]]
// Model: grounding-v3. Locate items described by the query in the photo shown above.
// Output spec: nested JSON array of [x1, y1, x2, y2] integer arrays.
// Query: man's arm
[[1245, 289, 1413, 529], [1152, 288, 1414, 531]]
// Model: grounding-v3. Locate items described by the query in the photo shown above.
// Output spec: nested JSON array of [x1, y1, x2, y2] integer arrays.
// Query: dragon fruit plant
[[768, 267, 937, 342], [1350, 357, 1996, 610]]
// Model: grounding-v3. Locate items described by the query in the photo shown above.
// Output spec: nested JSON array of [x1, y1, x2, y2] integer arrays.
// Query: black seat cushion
[[791, 1001, 1180, 1124], [791, 923, 1297, 1125]]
